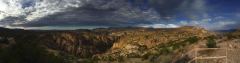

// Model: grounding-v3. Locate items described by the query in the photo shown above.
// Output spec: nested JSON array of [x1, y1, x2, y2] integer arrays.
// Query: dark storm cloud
[[19, 0, 208, 27], [149, 0, 185, 17]]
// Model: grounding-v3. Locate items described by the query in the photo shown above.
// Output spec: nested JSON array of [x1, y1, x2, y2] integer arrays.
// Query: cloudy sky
[[0, 0, 239, 30]]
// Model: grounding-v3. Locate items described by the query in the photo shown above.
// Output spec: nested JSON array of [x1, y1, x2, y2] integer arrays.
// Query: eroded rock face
[[40, 31, 119, 58], [93, 26, 212, 61], [112, 26, 210, 49]]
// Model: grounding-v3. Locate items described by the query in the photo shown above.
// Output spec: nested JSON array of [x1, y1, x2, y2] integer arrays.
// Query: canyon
[[0, 26, 239, 63]]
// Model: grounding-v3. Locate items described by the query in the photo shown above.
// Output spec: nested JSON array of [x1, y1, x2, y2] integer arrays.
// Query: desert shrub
[[185, 36, 199, 44], [161, 46, 171, 54], [206, 37, 217, 48]]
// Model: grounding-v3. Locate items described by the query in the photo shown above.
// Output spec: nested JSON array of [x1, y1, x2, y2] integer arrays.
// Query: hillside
[[0, 26, 216, 63]]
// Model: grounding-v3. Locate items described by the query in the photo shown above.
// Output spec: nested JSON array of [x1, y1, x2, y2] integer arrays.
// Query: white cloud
[[0, 0, 85, 23], [178, 17, 237, 30], [26, 0, 85, 21], [0, 1, 7, 12], [140, 24, 179, 28]]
